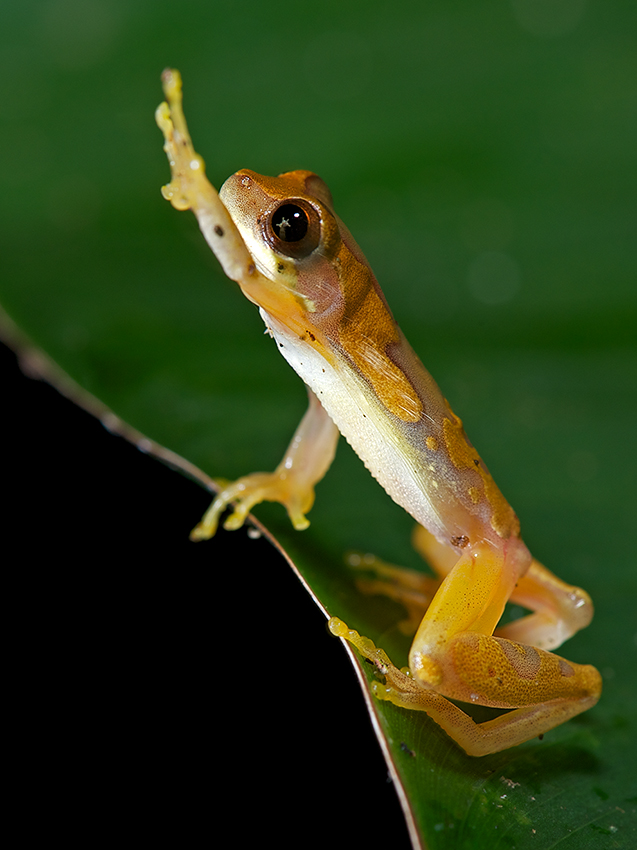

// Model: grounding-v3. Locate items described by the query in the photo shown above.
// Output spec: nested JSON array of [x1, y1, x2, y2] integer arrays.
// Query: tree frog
[[155, 69, 601, 756]]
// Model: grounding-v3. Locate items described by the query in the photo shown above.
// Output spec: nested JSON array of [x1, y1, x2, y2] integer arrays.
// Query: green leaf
[[2, 2, 636, 848]]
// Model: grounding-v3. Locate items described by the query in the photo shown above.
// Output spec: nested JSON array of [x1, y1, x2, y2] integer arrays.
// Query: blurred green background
[[1, 1, 635, 848]]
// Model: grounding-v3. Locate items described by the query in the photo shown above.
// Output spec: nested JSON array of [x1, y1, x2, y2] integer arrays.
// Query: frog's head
[[220, 168, 393, 379], [219, 169, 342, 283]]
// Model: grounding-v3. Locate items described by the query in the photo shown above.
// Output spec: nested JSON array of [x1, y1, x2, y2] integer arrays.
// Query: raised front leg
[[156, 69, 259, 288], [191, 389, 339, 540]]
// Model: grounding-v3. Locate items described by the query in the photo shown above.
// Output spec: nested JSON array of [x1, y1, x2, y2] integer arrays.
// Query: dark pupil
[[272, 204, 309, 242]]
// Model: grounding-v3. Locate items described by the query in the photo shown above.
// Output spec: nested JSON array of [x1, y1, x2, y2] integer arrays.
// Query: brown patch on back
[[337, 245, 423, 422], [442, 412, 519, 538]]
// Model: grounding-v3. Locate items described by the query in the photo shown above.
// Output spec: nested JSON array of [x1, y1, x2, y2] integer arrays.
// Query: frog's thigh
[[409, 542, 517, 684], [496, 559, 594, 651], [406, 545, 601, 752], [349, 523, 457, 633], [414, 523, 594, 651]]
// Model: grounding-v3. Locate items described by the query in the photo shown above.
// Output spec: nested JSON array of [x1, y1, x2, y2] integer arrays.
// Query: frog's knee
[[409, 650, 443, 687], [561, 585, 594, 631]]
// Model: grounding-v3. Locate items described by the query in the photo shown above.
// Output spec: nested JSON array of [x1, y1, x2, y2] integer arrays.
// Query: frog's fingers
[[155, 68, 258, 287]]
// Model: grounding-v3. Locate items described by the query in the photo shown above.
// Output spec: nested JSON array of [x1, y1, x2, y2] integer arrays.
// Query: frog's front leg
[[191, 388, 339, 540], [156, 69, 268, 296]]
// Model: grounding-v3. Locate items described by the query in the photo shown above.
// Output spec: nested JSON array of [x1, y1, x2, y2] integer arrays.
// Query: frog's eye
[[272, 204, 308, 241], [266, 200, 321, 259]]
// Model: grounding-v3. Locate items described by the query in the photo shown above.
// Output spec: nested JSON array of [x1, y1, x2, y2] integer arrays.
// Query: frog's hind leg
[[414, 525, 595, 651], [329, 615, 599, 757], [329, 617, 501, 752], [495, 558, 594, 651], [346, 550, 441, 635], [402, 538, 601, 755], [346, 525, 464, 635]]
